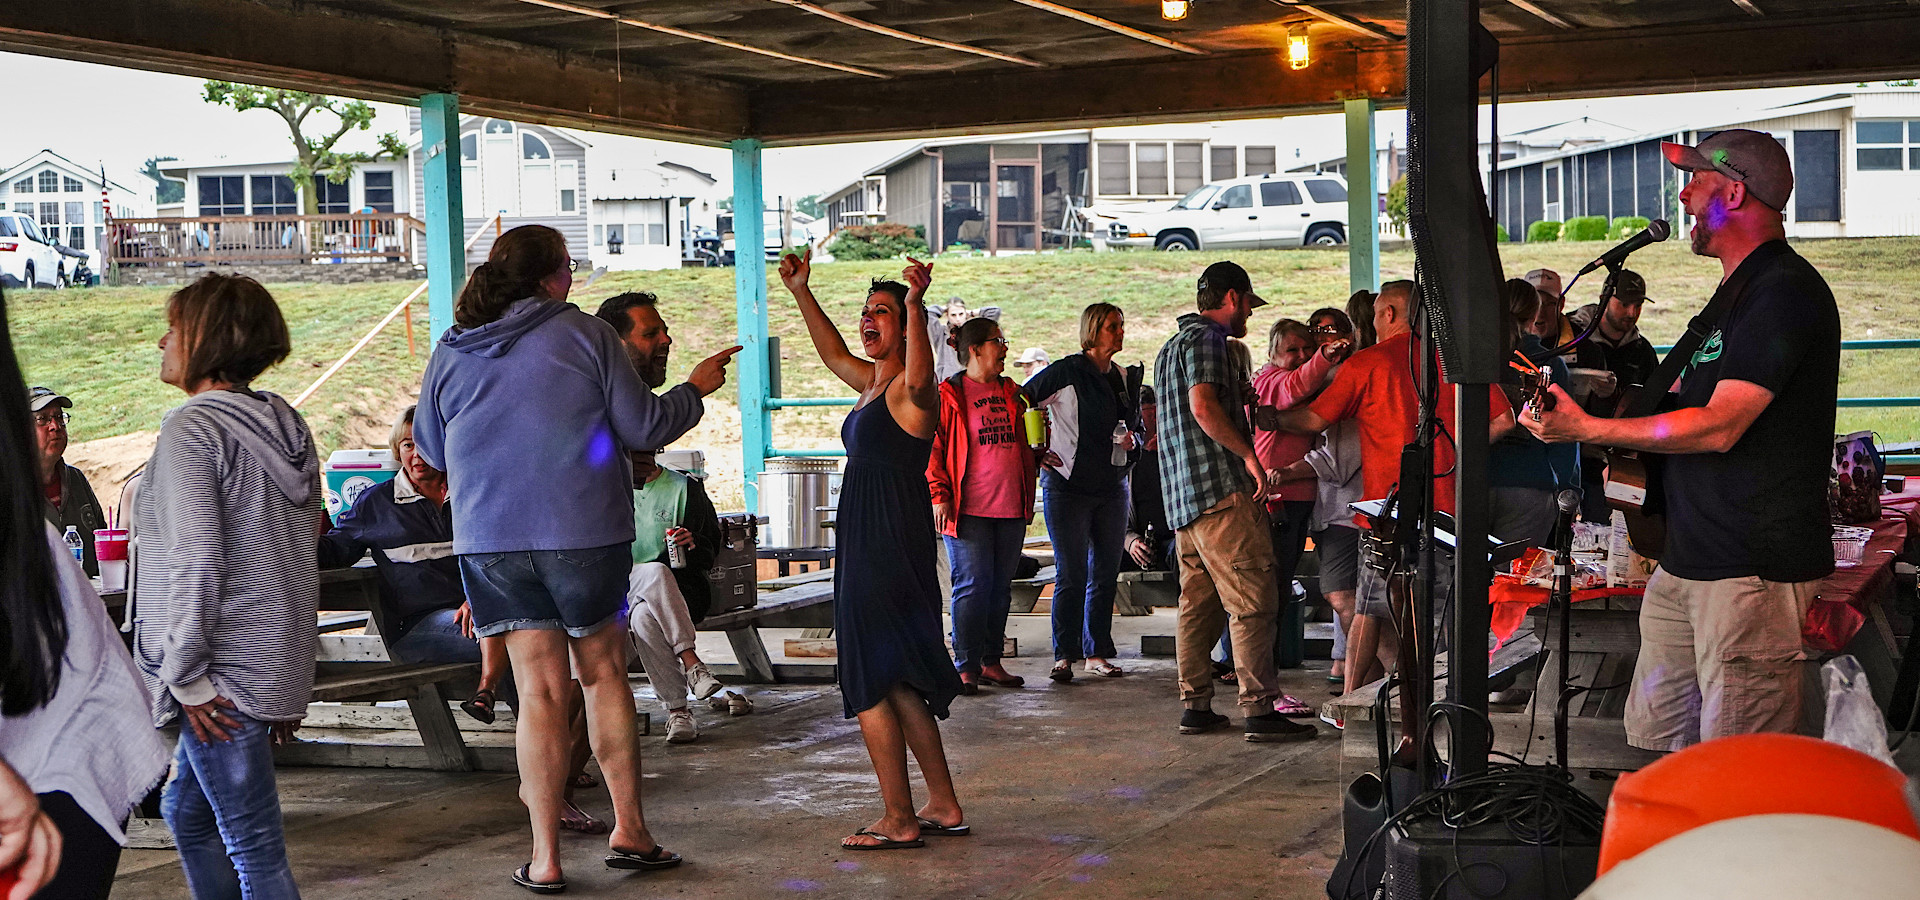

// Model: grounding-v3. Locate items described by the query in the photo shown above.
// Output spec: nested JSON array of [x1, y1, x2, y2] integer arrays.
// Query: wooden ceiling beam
[[762, 0, 1044, 67], [749, 11, 1920, 144], [1267, 1, 1404, 41], [514, 0, 886, 79], [1727, 0, 1766, 16], [1504, 0, 1576, 29], [1007, 0, 1210, 55], [0, 0, 753, 143]]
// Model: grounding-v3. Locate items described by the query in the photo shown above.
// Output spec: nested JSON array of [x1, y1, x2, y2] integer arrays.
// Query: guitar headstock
[[1510, 352, 1556, 421]]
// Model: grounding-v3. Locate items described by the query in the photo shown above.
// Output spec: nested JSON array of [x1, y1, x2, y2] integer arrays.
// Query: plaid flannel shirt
[[1154, 313, 1254, 530]]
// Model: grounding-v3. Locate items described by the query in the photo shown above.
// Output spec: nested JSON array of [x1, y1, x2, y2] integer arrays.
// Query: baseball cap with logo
[[1612, 269, 1653, 304], [1197, 261, 1266, 309], [1662, 129, 1793, 211], [27, 387, 71, 412]]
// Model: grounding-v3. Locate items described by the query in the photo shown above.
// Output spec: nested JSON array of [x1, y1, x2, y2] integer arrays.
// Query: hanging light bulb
[[1287, 23, 1311, 70], [1161, 0, 1189, 21]]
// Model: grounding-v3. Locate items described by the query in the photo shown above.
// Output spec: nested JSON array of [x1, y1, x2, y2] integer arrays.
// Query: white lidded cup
[[94, 528, 129, 592]]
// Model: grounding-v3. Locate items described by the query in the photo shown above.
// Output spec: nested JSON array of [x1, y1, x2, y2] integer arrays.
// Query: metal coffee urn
[[760, 456, 841, 550]]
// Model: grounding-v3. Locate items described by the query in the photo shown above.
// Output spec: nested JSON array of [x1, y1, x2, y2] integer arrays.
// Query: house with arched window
[[407, 113, 589, 265]]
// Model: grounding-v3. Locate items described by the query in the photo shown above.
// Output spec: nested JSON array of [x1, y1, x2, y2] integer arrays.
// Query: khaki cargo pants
[[1175, 491, 1282, 717], [1623, 566, 1819, 752]]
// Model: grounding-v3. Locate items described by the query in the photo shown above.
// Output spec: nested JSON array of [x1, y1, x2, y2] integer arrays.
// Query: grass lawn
[[12, 236, 1920, 507]]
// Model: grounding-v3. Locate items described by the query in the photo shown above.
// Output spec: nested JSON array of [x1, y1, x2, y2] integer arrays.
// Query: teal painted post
[[1345, 98, 1381, 294], [420, 93, 465, 342], [732, 139, 770, 513]]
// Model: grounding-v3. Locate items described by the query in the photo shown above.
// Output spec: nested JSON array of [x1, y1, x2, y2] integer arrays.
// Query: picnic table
[[100, 566, 490, 772], [1330, 494, 1918, 772]]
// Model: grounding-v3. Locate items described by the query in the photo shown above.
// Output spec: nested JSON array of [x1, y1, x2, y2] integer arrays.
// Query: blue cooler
[[324, 449, 398, 520]]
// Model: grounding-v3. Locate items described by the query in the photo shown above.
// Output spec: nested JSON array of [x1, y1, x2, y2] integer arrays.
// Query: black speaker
[[1405, 0, 1508, 383], [1381, 815, 1599, 900]]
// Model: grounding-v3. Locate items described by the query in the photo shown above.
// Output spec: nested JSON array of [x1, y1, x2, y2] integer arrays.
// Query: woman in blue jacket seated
[[319, 406, 610, 834], [319, 406, 504, 706]]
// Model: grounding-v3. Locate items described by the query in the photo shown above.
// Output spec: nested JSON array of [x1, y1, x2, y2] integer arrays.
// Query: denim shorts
[[459, 543, 630, 638]]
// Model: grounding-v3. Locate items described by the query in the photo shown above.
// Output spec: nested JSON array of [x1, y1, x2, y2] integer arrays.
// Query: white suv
[[0, 213, 63, 289], [1098, 173, 1350, 251]]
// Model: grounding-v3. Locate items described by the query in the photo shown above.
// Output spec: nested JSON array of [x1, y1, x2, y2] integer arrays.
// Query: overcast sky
[[0, 51, 1863, 202]]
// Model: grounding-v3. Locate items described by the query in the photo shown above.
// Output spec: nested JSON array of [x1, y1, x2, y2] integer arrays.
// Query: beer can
[[667, 536, 687, 569]]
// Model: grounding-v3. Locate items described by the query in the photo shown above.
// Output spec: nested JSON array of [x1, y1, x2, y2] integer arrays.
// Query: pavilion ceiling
[[2, 0, 1918, 144]]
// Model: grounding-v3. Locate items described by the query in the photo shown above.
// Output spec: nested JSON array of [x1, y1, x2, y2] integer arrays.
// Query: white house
[[821, 120, 1298, 255], [1495, 89, 1920, 240], [404, 113, 723, 270], [0, 150, 150, 259], [159, 158, 409, 219], [586, 152, 725, 271]]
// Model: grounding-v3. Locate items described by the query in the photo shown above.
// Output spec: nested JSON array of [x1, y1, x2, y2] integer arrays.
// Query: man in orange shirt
[[1265, 282, 1515, 710]]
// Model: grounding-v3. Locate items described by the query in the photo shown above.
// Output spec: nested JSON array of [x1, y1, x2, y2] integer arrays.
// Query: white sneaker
[[666, 708, 699, 744], [687, 663, 724, 701]]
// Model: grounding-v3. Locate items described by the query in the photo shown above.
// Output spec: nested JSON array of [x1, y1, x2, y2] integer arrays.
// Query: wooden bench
[[1322, 629, 1576, 775], [694, 582, 835, 683], [1116, 569, 1177, 614], [276, 566, 485, 772], [1009, 566, 1056, 614]]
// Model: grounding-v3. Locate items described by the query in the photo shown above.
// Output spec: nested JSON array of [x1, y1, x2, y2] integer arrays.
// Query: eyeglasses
[[984, 337, 1010, 347], [1309, 325, 1346, 336], [32, 411, 70, 428]]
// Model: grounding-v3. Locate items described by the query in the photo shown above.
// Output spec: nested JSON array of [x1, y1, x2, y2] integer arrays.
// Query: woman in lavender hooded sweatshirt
[[413, 225, 737, 893]]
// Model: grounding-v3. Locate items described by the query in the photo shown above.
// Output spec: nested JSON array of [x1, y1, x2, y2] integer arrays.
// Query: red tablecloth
[[1486, 502, 1913, 653]]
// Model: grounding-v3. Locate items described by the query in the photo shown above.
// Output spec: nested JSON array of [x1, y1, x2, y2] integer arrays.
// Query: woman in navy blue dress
[[779, 247, 966, 851]]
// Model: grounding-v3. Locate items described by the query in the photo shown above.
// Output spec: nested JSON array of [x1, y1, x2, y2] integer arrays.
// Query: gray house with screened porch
[[1495, 89, 1920, 241]]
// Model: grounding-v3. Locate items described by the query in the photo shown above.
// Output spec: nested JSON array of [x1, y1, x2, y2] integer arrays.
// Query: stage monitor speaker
[[1381, 815, 1599, 900], [1405, 0, 1508, 383]]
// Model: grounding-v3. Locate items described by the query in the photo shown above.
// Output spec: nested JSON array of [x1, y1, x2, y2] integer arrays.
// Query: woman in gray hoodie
[[128, 274, 320, 899]]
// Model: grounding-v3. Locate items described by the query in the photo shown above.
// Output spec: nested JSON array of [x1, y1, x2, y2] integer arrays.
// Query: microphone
[[1575, 219, 1671, 276], [1550, 488, 1582, 550]]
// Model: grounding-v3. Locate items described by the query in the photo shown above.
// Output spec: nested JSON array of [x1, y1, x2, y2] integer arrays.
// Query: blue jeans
[[1043, 486, 1127, 661], [162, 712, 301, 900], [944, 515, 1026, 674], [390, 607, 483, 664]]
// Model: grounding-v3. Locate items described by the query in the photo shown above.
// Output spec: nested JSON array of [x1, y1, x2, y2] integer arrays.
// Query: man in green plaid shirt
[[1153, 261, 1317, 743]]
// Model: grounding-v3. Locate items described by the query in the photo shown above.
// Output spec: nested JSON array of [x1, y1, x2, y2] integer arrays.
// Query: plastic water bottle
[[1110, 422, 1129, 467], [63, 526, 83, 566]]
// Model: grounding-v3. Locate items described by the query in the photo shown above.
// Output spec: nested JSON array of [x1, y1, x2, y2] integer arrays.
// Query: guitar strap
[[1624, 246, 1770, 416]]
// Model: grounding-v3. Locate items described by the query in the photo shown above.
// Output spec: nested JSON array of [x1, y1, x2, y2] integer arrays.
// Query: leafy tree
[[1385, 176, 1408, 235], [142, 156, 184, 205], [795, 194, 824, 219], [201, 81, 407, 215]]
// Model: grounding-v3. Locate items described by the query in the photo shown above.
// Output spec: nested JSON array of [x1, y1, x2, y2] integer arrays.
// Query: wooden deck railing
[[108, 213, 425, 267]]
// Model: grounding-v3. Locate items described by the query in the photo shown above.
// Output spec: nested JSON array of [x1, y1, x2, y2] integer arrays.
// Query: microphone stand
[[1551, 497, 1578, 768]]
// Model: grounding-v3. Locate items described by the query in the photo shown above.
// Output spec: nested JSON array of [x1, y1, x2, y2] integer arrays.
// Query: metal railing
[[1645, 337, 1920, 462], [108, 213, 425, 267], [767, 395, 857, 458]]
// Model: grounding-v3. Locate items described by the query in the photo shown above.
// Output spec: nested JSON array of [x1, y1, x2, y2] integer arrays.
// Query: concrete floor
[[111, 608, 1351, 899]]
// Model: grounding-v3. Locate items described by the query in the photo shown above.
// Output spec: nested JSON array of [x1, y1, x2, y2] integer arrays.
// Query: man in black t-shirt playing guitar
[[1523, 129, 1840, 752]]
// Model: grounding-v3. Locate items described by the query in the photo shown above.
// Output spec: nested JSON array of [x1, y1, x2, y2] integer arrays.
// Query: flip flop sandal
[[916, 817, 972, 837], [512, 864, 566, 894], [560, 802, 610, 835], [1275, 695, 1313, 717], [1087, 662, 1125, 678], [461, 690, 498, 725], [605, 845, 682, 870], [1049, 662, 1075, 683], [842, 829, 926, 851]]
